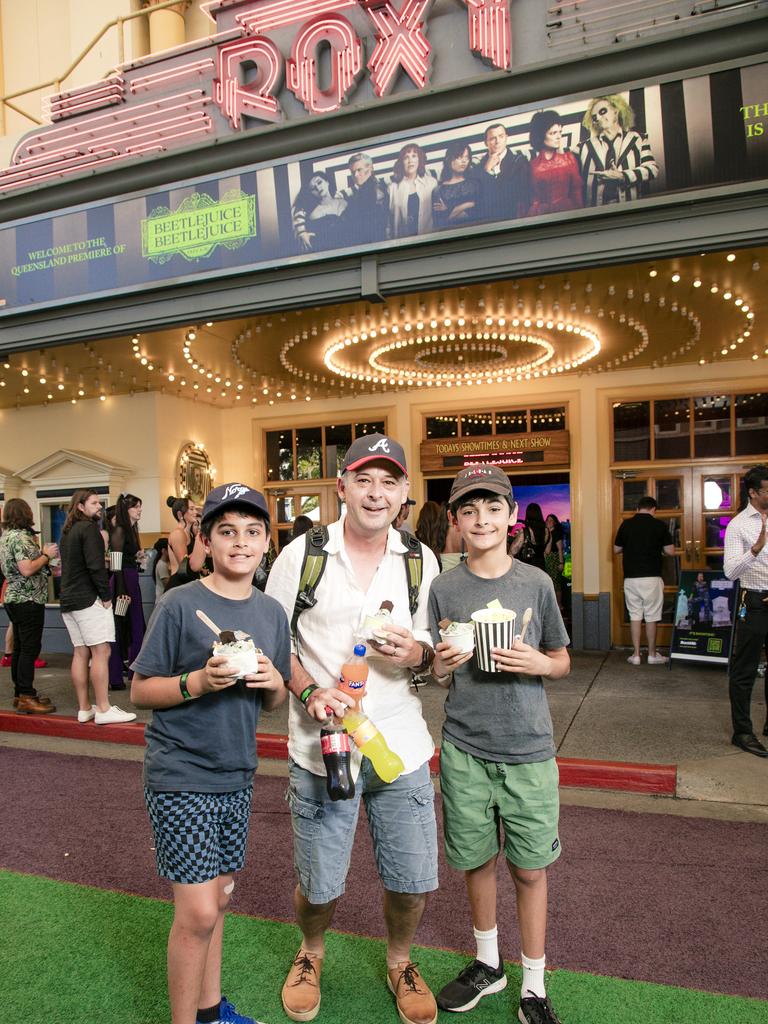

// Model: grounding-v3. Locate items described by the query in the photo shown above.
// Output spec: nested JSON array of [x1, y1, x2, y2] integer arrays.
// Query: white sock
[[473, 925, 499, 969], [521, 952, 546, 999]]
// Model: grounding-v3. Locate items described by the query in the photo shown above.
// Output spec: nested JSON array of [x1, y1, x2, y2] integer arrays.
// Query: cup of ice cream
[[212, 635, 262, 678], [439, 620, 475, 654], [471, 608, 516, 672], [363, 600, 395, 641]]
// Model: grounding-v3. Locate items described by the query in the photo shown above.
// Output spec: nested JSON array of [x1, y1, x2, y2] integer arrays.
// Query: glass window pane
[[275, 496, 295, 524], [495, 410, 528, 434], [693, 395, 731, 458], [659, 515, 681, 548], [613, 402, 650, 461], [735, 392, 768, 456], [355, 420, 385, 437], [661, 558, 680, 590], [655, 479, 681, 510], [325, 423, 352, 477], [266, 430, 293, 481], [704, 514, 731, 548], [702, 477, 731, 511], [531, 407, 566, 432], [296, 427, 322, 480], [425, 415, 458, 439], [622, 480, 649, 511], [654, 398, 690, 460], [461, 412, 493, 437]]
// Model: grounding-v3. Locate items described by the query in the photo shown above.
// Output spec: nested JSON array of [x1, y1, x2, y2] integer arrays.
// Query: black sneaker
[[436, 958, 507, 1012], [518, 992, 562, 1024]]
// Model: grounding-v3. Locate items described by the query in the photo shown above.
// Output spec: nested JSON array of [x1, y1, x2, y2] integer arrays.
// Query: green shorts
[[439, 739, 561, 871]]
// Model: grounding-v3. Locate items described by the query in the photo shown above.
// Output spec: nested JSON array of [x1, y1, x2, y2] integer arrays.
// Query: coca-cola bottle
[[320, 719, 355, 801]]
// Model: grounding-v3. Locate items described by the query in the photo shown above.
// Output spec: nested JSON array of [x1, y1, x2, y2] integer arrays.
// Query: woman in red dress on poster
[[527, 110, 583, 217]]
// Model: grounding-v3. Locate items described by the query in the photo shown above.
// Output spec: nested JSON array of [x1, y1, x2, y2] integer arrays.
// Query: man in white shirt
[[266, 433, 440, 1024], [723, 464, 768, 757]]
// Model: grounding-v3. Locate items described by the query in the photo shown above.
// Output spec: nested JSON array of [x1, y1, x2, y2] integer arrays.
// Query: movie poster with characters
[[670, 570, 738, 666]]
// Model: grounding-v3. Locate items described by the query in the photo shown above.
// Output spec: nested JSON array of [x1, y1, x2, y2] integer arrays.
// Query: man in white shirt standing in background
[[266, 433, 440, 1024], [723, 464, 768, 757]]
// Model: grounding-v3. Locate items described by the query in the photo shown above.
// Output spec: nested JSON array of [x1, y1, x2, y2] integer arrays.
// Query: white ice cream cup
[[471, 609, 516, 673], [212, 641, 262, 678], [439, 624, 475, 654]]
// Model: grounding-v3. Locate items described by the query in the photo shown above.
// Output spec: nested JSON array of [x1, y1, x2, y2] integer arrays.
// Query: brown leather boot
[[13, 694, 52, 708], [387, 962, 437, 1024], [281, 949, 322, 1021], [15, 695, 56, 715]]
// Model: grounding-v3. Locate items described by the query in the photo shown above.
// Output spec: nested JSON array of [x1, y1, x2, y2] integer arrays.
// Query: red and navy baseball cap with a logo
[[341, 433, 408, 477], [449, 465, 513, 505], [201, 483, 270, 525]]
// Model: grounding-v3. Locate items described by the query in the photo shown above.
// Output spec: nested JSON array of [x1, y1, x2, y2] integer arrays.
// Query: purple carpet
[[2, 747, 767, 999]]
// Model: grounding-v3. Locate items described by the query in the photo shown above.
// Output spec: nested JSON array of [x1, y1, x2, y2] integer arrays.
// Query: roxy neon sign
[[213, 0, 512, 118], [0, 0, 512, 193]]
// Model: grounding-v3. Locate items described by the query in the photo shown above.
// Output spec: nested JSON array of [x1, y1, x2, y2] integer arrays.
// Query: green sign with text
[[141, 190, 257, 263]]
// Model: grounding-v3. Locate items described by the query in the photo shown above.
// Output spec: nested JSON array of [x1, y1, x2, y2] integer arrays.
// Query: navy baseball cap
[[201, 483, 270, 525], [341, 433, 408, 476]]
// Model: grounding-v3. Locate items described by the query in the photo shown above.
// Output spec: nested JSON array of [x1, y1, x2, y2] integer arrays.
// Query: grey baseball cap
[[449, 465, 513, 504]]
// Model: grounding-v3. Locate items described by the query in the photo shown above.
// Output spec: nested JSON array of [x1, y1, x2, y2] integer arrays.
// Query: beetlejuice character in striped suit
[[578, 94, 658, 206]]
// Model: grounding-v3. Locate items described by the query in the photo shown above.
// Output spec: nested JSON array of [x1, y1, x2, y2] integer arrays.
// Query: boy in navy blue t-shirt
[[132, 484, 291, 1024]]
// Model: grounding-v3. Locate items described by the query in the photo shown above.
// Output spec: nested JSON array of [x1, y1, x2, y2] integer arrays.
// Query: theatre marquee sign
[[0, 0, 512, 194], [420, 432, 571, 472]]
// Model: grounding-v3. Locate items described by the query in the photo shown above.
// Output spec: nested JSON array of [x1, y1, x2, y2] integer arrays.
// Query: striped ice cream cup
[[471, 609, 516, 673]]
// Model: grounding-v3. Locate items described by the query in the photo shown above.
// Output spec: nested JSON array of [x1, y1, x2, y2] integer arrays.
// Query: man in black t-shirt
[[614, 497, 675, 665]]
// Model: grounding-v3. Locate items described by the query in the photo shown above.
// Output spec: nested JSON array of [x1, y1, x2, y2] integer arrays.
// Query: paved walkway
[[2, 649, 767, 821]]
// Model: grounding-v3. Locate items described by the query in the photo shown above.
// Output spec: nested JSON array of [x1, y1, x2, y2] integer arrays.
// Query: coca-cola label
[[321, 732, 350, 755]]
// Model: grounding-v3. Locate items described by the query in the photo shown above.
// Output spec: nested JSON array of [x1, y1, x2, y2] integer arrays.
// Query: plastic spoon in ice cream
[[518, 607, 533, 643], [195, 609, 237, 644]]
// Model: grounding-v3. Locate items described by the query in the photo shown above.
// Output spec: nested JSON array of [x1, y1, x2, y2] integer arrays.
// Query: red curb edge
[[0, 712, 677, 795]]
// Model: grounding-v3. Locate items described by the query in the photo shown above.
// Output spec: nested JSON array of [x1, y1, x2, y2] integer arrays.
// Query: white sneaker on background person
[[77, 705, 96, 723], [94, 705, 137, 725], [627, 654, 642, 666], [647, 653, 668, 665]]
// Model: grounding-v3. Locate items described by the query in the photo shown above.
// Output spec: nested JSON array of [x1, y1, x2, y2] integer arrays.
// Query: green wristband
[[299, 683, 319, 705], [179, 672, 195, 701]]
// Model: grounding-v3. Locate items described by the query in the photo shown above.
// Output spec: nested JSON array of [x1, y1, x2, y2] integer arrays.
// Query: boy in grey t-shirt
[[131, 484, 291, 1024], [427, 466, 570, 1024]]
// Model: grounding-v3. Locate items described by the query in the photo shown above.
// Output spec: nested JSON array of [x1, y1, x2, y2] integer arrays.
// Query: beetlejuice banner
[[1, 58, 767, 316]]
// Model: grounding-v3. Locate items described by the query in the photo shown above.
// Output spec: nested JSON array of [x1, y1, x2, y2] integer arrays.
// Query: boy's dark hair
[[743, 465, 768, 496], [449, 489, 516, 518], [200, 504, 270, 540], [637, 496, 657, 511]]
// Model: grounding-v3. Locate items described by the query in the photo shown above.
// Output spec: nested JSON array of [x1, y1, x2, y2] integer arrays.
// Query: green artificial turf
[[2, 869, 766, 1024]]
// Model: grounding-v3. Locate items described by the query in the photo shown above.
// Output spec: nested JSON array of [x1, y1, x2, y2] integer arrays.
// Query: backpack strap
[[291, 525, 330, 637], [398, 528, 423, 617]]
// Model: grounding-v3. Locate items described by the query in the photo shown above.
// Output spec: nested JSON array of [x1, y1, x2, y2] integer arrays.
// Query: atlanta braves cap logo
[[367, 438, 391, 453]]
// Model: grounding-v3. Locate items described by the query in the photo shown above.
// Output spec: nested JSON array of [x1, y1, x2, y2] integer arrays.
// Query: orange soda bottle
[[342, 707, 404, 783], [338, 643, 368, 709]]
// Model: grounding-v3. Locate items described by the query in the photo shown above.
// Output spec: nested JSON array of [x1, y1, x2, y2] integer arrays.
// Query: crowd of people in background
[[291, 96, 658, 252], [0, 486, 570, 719]]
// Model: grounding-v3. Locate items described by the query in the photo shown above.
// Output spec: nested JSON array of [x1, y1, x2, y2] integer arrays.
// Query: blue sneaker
[[196, 996, 265, 1024]]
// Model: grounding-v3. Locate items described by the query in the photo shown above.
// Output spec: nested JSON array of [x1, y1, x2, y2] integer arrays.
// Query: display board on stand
[[669, 570, 738, 667]]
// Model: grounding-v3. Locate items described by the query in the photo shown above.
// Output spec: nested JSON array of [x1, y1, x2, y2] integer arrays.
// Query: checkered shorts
[[144, 785, 253, 884]]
